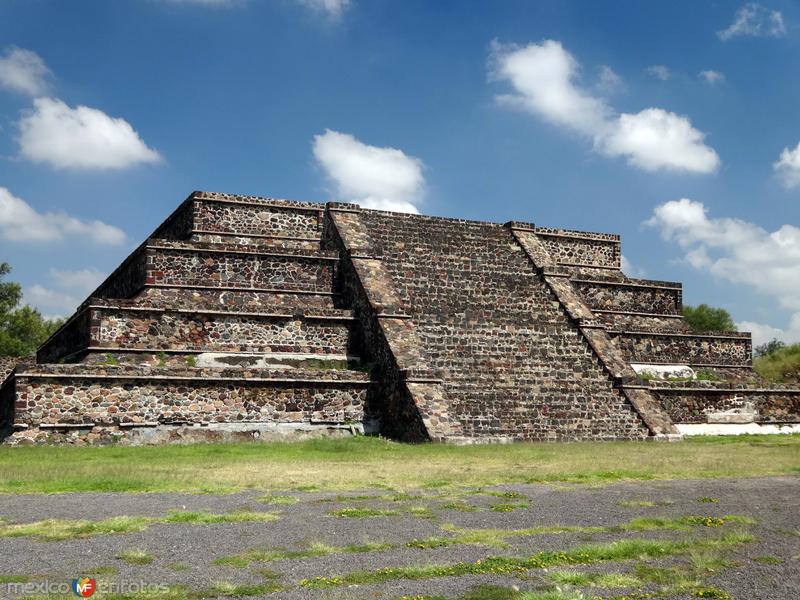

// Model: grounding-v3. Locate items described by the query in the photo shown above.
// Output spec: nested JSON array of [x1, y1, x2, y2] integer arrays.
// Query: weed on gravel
[[0, 510, 279, 541], [117, 549, 154, 565], [300, 531, 753, 589]]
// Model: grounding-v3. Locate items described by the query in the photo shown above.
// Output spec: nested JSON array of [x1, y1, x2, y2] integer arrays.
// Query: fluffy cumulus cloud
[[18, 98, 162, 170], [490, 39, 611, 136], [599, 109, 721, 173], [0, 46, 51, 96], [489, 40, 720, 174], [645, 65, 671, 81], [312, 129, 425, 213], [699, 70, 725, 85], [718, 3, 786, 40], [645, 198, 800, 344], [773, 141, 800, 189], [0, 187, 126, 245]]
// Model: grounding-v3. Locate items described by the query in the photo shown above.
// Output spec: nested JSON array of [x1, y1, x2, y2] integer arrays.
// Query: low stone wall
[[7, 365, 370, 444], [93, 309, 354, 355], [37, 309, 92, 363], [574, 279, 681, 315], [194, 197, 323, 238], [653, 383, 800, 423], [147, 244, 337, 291], [0, 356, 19, 384], [611, 331, 751, 366], [136, 287, 341, 311], [534, 228, 620, 268]]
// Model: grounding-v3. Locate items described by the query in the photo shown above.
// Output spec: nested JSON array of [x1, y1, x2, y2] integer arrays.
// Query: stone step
[[594, 311, 689, 333], [79, 350, 365, 370], [573, 277, 683, 316], [92, 241, 339, 300], [152, 191, 325, 242], [189, 232, 321, 252], [2, 363, 372, 444], [648, 380, 800, 426], [609, 330, 753, 368], [133, 286, 342, 311], [533, 227, 620, 270], [37, 304, 357, 363]]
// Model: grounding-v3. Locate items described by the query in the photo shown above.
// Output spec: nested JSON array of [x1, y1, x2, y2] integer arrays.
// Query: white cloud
[[718, 3, 786, 40], [23, 267, 107, 319], [48, 267, 106, 294], [0, 187, 126, 245], [489, 39, 611, 136], [298, 0, 350, 19], [312, 129, 424, 213], [737, 316, 800, 347], [599, 108, 721, 173], [596, 65, 623, 94], [23, 284, 80, 318], [699, 70, 726, 85], [645, 198, 800, 344], [621, 255, 646, 278], [773, 141, 800, 189], [645, 65, 671, 81], [18, 97, 162, 170], [0, 47, 52, 96], [489, 40, 720, 174]]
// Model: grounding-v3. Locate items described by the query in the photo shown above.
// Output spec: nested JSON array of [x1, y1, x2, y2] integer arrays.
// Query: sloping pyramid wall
[[1, 191, 799, 444]]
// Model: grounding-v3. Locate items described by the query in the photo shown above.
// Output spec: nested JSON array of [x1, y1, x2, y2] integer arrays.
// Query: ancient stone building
[[1, 191, 799, 444]]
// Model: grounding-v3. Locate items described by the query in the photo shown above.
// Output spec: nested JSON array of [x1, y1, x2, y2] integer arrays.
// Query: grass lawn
[[0, 434, 798, 494]]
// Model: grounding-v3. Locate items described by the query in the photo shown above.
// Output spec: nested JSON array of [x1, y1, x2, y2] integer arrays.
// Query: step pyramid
[[1, 191, 798, 444]]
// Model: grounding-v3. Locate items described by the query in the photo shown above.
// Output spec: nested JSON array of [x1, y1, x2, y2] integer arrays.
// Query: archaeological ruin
[[1, 190, 799, 444]]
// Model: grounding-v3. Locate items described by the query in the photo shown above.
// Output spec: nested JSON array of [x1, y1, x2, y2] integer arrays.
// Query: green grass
[[257, 494, 298, 505], [406, 514, 752, 550], [214, 540, 393, 567], [489, 502, 529, 512], [754, 342, 800, 383], [439, 500, 479, 512], [300, 531, 753, 588], [0, 510, 279, 541], [330, 505, 435, 519], [752, 555, 783, 564], [0, 575, 30, 583], [117, 548, 154, 565], [1, 435, 798, 494], [550, 570, 641, 588]]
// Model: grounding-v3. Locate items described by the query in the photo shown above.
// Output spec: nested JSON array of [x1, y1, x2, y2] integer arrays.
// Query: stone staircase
[[1, 192, 374, 444], [515, 224, 799, 433], [1, 190, 798, 444]]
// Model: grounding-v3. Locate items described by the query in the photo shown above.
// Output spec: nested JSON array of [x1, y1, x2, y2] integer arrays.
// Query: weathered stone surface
[[2, 189, 799, 445]]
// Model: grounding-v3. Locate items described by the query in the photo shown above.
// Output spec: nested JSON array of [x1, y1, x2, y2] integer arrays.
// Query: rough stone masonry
[[1, 191, 799, 444]]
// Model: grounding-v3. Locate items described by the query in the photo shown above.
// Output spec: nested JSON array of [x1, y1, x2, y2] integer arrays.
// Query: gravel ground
[[0, 476, 797, 599]]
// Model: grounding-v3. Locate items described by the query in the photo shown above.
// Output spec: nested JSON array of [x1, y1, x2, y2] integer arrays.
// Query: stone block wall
[[534, 228, 620, 268], [611, 331, 752, 366], [653, 382, 800, 424], [146, 243, 337, 291], [92, 308, 355, 355], [352, 210, 649, 441], [12, 368, 367, 428], [574, 279, 682, 315], [4, 189, 799, 445]]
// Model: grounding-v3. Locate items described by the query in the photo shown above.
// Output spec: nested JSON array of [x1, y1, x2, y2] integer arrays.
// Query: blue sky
[[0, 0, 798, 345]]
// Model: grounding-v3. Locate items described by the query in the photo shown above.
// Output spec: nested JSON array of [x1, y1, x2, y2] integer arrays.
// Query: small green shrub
[[754, 343, 800, 383]]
